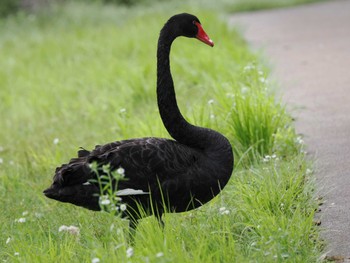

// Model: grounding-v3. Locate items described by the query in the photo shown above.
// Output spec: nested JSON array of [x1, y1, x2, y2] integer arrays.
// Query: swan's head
[[166, 13, 214, 47]]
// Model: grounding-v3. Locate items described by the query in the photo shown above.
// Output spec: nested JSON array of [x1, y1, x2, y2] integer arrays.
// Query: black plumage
[[44, 13, 234, 228]]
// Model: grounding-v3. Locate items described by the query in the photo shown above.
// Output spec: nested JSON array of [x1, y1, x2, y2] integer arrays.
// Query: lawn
[[0, 1, 322, 262]]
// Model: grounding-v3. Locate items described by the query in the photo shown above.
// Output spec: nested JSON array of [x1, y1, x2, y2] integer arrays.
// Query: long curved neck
[[157, 26, 219, 150]]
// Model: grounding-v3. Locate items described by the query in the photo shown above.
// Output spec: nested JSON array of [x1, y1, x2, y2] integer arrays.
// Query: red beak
[[195, 22, 214, 47]]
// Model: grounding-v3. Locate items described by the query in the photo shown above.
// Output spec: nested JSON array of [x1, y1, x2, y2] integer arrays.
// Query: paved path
[[230, 0, 350, 259]]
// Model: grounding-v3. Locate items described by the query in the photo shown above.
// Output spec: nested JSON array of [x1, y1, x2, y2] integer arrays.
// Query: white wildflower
[[91, 257, 100, 263], [114, 196, 122, 202], [58, 225, 68, 232], [120, 204, 127, 211], [126, 247, 134, 258], [219, 207, 230, 215], [101, 198, 111, 206], [100, 195, 109, 203], [14, 252, 20, 256], [210, 114, 215, 119], [117, 167, 125, 175], [53, 138, 59, 145], [263, 155, 271, 162], [22, 211, 29, 216], [219, 207, 226, 212], [244, 64, 254, 71], [6, 237, 11, 244], [207, 99, 214, 105], [296, 136, 304, 144], [59, 225, 80, 236], [120, 108, 126, 113], [15, 218, 26, 223], [156, 252, 164, 258], [67, 226, 80, 235], [0, 158, 3, 164]]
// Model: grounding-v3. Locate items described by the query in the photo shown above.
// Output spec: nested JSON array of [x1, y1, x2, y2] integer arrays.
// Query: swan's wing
[[88, 137, 199, 185], [89, 137, 202, 211], [44, 137, 200, 211]]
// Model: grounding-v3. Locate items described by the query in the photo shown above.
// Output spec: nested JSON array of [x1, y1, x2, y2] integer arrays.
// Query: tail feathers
[[55, 156, 92, 186]]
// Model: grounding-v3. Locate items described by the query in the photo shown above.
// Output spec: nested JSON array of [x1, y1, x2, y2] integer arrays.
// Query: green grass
[[0, 2, 322, 262]]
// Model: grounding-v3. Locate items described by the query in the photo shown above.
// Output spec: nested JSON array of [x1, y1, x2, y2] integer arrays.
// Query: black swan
[[44, 13, 234, 228]]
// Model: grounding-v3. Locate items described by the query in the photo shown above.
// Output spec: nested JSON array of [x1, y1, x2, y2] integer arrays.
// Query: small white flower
[[126, 247, 134, 258], [14, 252, 20, 256], [67, 226, 80, 236], [0, 158, 3, 164], [101, 199, 111, 205], [208, 99, 214, 105], [91, 257, 100, 263], [296, 136, 304, 144], [156, 252, 164, 258], [114, 196, 122, 202], [15, 218, 26, 223], [59, 225, 80, 235], [219, 207, 226, 212], [117, 167, 125, 175], [263, 155, 272, 162], [58, 225, 68, 232], [22, 211, 29, 216], [244, 65, 254, 71], [6, 237, 11, 244], [219, 207, 230, 215], [210, 114, 215, 119], [120, 204, 127, 211], [120, 108, 126, 113], [53, 138, 59, 145]]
